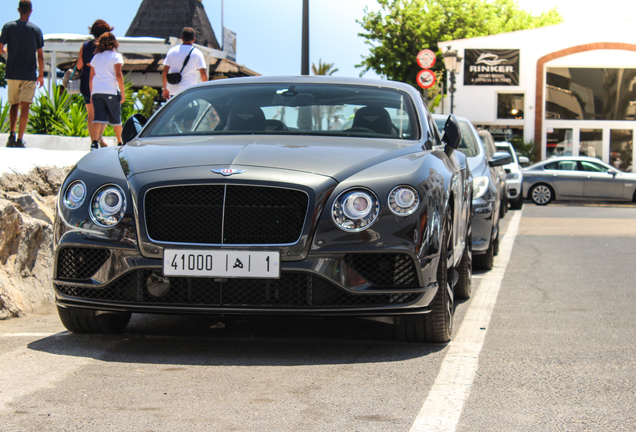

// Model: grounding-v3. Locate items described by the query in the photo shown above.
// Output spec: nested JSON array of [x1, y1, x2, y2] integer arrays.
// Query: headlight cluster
[[62, 182, 127, 227], [63, 181, 86, 210], [332, 185, 420, 232], [506, 172, 520, 180], [388, 186, 419, 216], [473, 176, 489, 199], [333, 189, 379, 232]]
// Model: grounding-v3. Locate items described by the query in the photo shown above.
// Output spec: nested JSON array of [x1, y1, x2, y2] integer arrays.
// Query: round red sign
[[416, 49, 436, 69], [416, 69, 436, 89]]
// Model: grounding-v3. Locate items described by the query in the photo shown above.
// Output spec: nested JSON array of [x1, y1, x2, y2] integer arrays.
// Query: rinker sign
[[464, 49, 520, 86]]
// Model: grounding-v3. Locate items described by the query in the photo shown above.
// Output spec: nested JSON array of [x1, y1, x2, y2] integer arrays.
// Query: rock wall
[[0, 167, 68, 319]]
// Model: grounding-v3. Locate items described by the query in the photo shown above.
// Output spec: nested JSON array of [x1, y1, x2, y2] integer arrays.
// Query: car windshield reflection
[[142, 83, 419, 140]]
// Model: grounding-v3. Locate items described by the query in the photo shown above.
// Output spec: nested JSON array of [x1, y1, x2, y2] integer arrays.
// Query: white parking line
[[410, 210, 523, 432], [0, 332, 65, 338]]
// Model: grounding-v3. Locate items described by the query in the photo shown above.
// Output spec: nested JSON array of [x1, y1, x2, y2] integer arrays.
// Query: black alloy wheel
[[455, 222, 472, 299], [395, 211, 454, 343]]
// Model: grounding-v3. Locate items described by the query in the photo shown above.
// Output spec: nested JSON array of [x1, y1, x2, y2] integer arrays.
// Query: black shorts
[[92, 93, 122, 126]]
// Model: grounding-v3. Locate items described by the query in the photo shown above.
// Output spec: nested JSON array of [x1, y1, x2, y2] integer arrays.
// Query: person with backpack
[[161, 27, 207, 99]]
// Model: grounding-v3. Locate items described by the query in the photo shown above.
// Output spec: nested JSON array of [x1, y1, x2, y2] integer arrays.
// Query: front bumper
[[471, 198, 495, 253], [53, 238, 440, 318], [506, 178, 522, 199]]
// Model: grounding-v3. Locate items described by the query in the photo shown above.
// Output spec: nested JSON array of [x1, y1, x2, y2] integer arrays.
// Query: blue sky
[[17, 0, 382, 78], [2, 0, 634, 103]]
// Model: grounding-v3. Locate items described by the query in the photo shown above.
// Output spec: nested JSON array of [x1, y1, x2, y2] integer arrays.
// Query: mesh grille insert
[[344, 253, 419, 287], [55, 270, 421, 308], [57, 247, 111, 280], [145, 185, 308, 245]]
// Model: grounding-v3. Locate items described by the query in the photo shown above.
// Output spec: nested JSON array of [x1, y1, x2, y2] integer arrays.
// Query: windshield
[[433, 118, 480, 157], [142, 83, 420, 140]]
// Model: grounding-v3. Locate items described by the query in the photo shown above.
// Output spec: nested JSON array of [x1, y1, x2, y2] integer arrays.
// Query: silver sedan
[[522, 156, 636, 205]]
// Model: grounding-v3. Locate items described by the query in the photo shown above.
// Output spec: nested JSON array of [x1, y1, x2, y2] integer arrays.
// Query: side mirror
[[441, 114, 462, 156], [489, 151, 513, 167], [518, 155, 530, 166], [122, 113, 148, 145]]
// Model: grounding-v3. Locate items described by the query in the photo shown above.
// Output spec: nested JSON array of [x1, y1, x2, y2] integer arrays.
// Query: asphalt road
[[1, 203, 635, 431]]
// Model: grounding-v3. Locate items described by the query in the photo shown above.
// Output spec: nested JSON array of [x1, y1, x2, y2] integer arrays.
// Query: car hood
[[119, 135, 420, 181]]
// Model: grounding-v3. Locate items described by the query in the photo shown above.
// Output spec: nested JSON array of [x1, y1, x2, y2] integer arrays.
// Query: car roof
[[194, 75, 419, 94], [539, 156, 609, 164]]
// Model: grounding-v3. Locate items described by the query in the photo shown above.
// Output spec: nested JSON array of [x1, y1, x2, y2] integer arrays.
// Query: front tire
[[57, 306, 131, 334], [395, 212, 454, 343], [455, 238, 472, 299], [474, 234, 494, 271], [530, 184, 552, 205], [510, 193, 524, 210]]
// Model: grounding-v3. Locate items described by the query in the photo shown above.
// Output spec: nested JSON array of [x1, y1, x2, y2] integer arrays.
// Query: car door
[[543, 160, 585, 198], [579, 160, 626, 199]]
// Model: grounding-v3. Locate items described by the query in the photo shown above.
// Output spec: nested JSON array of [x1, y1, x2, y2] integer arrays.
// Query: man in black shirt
[[0, 0, 44, 148]]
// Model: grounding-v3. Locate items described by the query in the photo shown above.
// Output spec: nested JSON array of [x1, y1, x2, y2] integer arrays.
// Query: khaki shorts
[[7, 79, 36, 105]]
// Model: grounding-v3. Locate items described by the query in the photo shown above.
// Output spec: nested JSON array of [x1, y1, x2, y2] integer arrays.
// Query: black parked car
[[54, 76, 473, 343], [433, 115, 511, 270]]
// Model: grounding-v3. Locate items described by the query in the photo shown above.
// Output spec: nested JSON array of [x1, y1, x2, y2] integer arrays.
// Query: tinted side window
[[579, 161, 609, 172], [544, 161, 577, 170]]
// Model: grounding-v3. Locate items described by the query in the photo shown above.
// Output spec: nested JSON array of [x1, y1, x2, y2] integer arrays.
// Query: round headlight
[[388, 185, 419, 216], [63, 181, 86, 210], [332, 189, 379, 232], [473, 175, 489, 199], [90, 185, 127, 227], [343, 192, 373, 219]]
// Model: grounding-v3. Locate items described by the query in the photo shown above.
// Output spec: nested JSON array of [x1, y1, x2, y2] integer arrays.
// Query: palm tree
[[310, 60, 339, 129], [311, 59, 338, 76]]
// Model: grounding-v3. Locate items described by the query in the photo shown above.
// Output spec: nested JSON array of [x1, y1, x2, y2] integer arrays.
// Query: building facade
[[438, 20, 636, 171]]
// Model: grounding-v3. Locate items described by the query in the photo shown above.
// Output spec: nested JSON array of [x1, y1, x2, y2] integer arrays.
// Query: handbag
[[62, 63, 81, 94], [166, 47, 195, 85]]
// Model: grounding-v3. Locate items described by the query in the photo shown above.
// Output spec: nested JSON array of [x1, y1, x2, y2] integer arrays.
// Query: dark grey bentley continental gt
[[54, 76, 473, 343]]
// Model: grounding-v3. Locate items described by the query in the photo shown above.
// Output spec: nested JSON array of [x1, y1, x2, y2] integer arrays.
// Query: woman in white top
[[89, 32, 125, 151]]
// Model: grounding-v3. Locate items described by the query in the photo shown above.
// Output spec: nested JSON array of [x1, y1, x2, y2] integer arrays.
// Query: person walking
[[161, 27, 207, 99], [76, 19, 113, 147], [0, 0, 44, 148], [89, 32, 125, 151]]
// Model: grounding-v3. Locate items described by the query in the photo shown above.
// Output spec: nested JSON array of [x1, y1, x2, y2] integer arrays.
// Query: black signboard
[[464, 49, 520, 86]]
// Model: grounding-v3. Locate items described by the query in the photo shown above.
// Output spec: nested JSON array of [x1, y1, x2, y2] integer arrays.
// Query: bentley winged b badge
[[211, 168, 246, 176]]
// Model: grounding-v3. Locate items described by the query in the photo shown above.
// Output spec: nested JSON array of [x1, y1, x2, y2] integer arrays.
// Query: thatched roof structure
[[58, 54, 259, 81], [126, 0, 221, 50]]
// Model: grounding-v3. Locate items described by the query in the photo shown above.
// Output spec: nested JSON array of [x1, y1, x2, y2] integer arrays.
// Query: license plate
[[163, 249, 280, 278]]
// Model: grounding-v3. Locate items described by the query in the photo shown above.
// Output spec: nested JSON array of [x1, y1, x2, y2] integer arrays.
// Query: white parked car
[[495, 141, 529, 210]]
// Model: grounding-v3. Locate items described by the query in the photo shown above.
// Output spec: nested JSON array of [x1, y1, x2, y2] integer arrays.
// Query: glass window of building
[[545, 68, 636, 120], [579, 129, 603, 159], [546, 128, 573, 157], [610, 129, 633, 171], [497, 94, 524, 119]]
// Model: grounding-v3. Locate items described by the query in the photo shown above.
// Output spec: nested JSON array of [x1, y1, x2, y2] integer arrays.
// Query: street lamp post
[[443, 48, 462, 114]]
